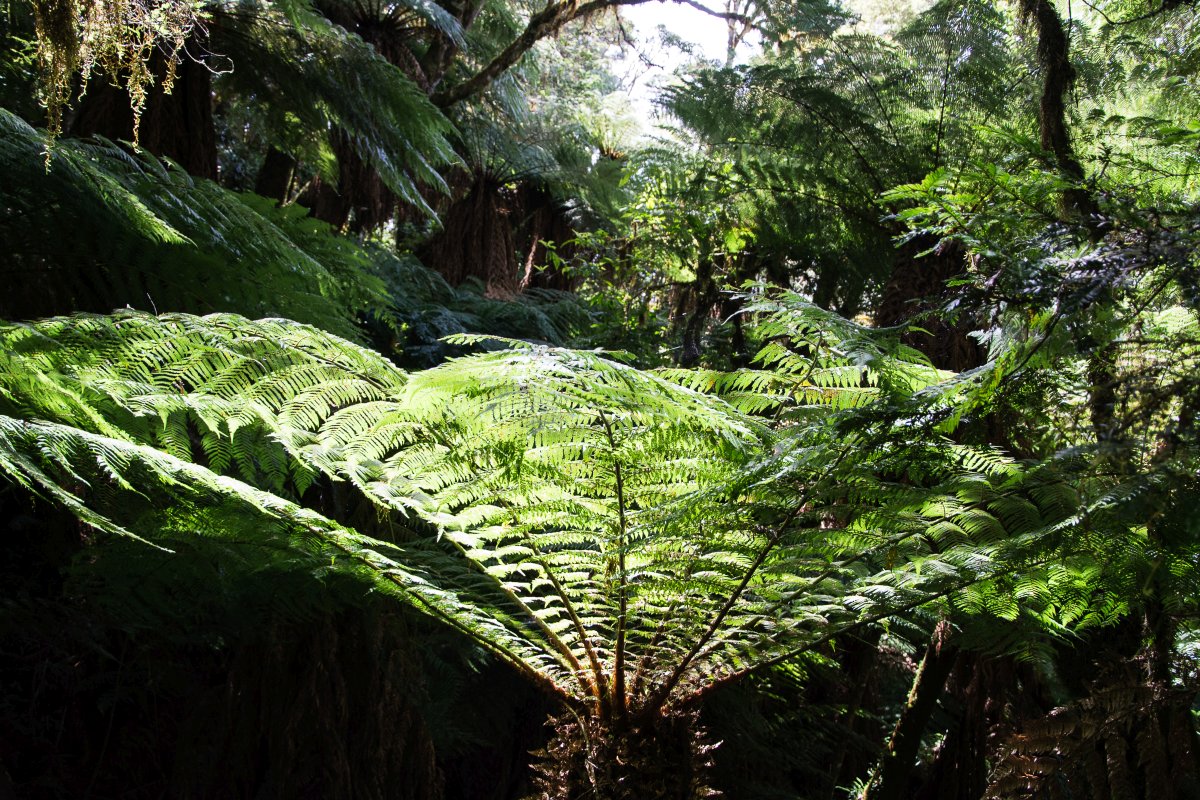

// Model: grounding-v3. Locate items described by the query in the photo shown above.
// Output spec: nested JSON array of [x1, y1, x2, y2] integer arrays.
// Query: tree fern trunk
[[1018, 0, 1098, 222], [255, 148, 298, 203], [532, 707, 719, 800], [677, 256, 720, 368], [420, 176, 520, 297], [70, 43, 217, 180], [861, 624, 957, 800], [876, 234, 982, 372]]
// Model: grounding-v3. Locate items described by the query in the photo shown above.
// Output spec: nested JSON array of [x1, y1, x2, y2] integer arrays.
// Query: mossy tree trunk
[[70, 43, 217, 180]]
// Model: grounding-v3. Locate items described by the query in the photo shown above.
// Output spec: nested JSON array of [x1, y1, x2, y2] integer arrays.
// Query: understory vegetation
[[1, 0, 1199, 796]]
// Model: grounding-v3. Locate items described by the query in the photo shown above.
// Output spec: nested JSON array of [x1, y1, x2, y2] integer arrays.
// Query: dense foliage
[[2, 0, 1199, 797]]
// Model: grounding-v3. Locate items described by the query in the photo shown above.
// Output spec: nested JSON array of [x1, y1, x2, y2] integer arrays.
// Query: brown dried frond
[[985, 671, 1198, 800]]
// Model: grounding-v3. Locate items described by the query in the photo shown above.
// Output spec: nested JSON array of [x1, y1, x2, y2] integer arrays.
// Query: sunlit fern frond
[[0, 310, 1161, 720], [0, 411, 576, 697], [663, 286, 951, 415], [0, 110, 388, 338]]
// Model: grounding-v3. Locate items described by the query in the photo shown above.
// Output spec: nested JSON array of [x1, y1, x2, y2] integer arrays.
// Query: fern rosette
[[0, 309, 1146, 798]]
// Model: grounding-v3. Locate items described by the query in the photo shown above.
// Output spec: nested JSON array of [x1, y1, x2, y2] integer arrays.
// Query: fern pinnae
[[508, 522, 615, 710], [447, 524, 599, 701], [647, 479, 819, 709]]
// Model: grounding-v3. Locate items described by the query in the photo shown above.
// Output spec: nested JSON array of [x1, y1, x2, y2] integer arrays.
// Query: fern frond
[[0, 110, 387, 338]]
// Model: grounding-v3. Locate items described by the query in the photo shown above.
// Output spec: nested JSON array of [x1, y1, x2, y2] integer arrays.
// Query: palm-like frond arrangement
[[13, 300, 1200, 796], [0, 312, 772, 709], [215, 0, 458, 212], [0, 308, 1110, 721], [7, 302, 1196, 798]]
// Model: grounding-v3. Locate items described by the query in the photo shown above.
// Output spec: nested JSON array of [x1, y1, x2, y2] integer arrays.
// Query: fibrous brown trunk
[[519, 190, 579, 292], [254, 148, 297, 203], [917, 652, 995, 800], [296, 132, 398, 233], [876, 234, 984, 372], [71, 46, 217, 180], [419, 176, 520, 298], [532, 707, 719, 800], [190, 608, 444, 800]]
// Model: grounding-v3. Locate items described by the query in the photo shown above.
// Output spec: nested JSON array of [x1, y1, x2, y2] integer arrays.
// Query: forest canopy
[[1, 0, 1199, 797]]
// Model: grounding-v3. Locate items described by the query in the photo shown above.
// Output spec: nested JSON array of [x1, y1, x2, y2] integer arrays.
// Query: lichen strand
[[33, 0, 203, 138], [531, 707, 722, 800]]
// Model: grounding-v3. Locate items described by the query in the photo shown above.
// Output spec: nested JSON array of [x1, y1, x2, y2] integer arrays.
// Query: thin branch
[[673, 0, 757, 26], [433, 0, 760, 107], [433, 0, 654, 107], [1077, 0, 1194, 25]]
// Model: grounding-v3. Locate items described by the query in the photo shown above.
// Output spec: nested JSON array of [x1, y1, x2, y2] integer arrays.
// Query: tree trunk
[[913, 652, 993, 800], [419, 176, 520, 297], [254, 148, 298, 203], [519, 191, 579, 292], [862, 623, 957, 800], [70, 46, 217, 181], [876, 234, 983, 372], [677, 257, 720, 368], [825, 629, 884, 800], [1018, 0, 1099, 223], [532, 707, 719, 800]]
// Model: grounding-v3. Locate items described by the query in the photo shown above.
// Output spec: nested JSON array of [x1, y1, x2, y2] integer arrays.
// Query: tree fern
[[214, 0, 457, 213], [3, 303, 1189, 796], [0, 316, 1051, 626]]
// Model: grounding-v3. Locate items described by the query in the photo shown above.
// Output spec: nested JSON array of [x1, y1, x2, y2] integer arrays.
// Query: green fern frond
[[1, 308, 1169, 721], [215, 3, 456, 211], [0, 110, 388, 338]]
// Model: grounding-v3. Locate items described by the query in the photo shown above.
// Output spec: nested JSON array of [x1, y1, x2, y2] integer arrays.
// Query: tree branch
[[432, 0, 754, 107], [673, 0, 757, 26], [433, 0, 652, 107]]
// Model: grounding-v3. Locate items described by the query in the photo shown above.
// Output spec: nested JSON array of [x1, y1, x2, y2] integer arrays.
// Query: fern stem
[[523, 536, 614, 716], [647, 483, 816, 710], [691, 552, 1064, 702], [443, 525, 598, 702], [600, 410, 629, 719], [630, 557, 700, 700], [649, 439, 858, 708], [711, 495, 961, 654]]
